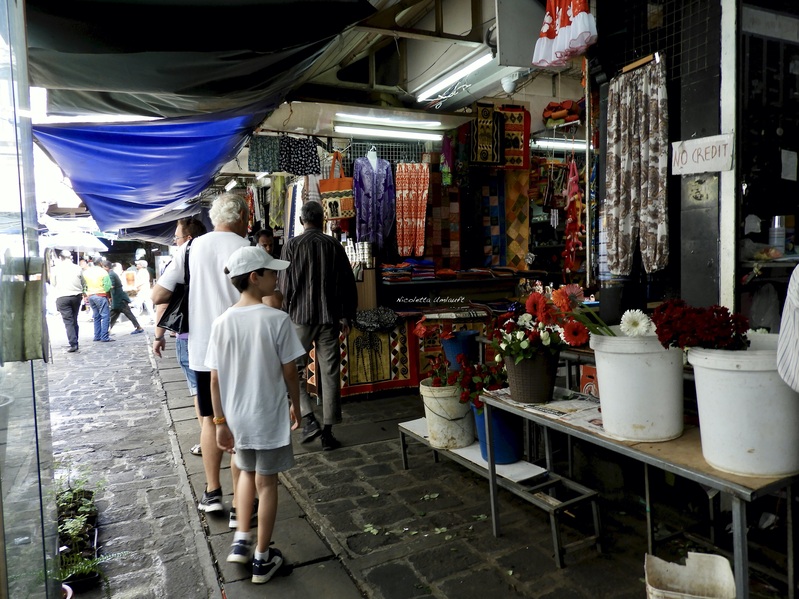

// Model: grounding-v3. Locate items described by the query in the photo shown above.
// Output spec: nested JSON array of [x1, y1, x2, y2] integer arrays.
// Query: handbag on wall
[[157, 240, 192, 334], [319, 151, 355, 220]]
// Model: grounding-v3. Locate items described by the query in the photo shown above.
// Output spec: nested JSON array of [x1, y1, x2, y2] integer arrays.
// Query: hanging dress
[[395, 162, 430, 257], [532, 0, 597, 68], [353, 157, 395, 251]]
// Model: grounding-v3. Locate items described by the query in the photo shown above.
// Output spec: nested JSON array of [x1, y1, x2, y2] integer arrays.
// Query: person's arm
[[282, 361, 301, 431], [152, 244, 186, 305], [152, 303, 168, 358], [210, 369, 234, 453], [151, 283, 172, 305]]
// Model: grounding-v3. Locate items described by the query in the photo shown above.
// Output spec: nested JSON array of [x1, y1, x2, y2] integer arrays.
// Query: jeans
[[294, 323, 342, 426], [89, 295, 111, 341], [56, 294, 82, 349], [175, 336, 197, 396]]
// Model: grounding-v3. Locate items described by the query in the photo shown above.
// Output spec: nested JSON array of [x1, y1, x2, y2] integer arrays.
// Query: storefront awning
[[33, 111, 264, 231]]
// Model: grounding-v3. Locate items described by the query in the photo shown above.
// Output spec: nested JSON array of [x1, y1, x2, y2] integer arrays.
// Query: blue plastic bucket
[[441, 330, 479, 370], [473, 405, 523, 464]]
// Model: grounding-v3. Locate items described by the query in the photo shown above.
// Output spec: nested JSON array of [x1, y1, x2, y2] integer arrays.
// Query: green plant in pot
[[53, 464, 131, 597]]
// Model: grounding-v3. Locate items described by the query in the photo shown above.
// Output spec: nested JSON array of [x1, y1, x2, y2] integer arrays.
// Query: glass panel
[[0, 0, 58, 596]]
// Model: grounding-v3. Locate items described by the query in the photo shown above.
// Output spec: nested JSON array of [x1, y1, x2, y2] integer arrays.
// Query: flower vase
[[504, 351, 560, 404], [686, 333, 799, 477], [441, 330, 479, 371], [419, 378, 475, 449], [590, 327, 684, 442], [473, 405, 523, 464]]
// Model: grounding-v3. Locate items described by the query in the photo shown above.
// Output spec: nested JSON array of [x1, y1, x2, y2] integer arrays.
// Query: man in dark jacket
[[103, 260, 144, 334], [278, 201, 357, 450]]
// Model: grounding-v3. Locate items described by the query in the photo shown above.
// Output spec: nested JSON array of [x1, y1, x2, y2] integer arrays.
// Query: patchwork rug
[[482, 169, 506, 266], [505, 169, 530, 268]]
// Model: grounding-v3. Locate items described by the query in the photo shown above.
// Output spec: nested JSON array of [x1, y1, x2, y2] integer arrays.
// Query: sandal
[[190, 444, 202, 456]]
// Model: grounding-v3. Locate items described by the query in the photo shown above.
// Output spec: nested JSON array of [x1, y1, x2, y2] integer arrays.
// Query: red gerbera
[[526, 292, 557, 325], [562, 320, 589, 346]]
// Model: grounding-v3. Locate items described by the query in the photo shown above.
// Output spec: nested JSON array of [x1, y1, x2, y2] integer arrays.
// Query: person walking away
[[103, 260, 144, 334], [206, 246, 303, 584], [135, 260, 155, 323], [153, 216, 207, 456], [50, 250, 84, 352], [83, 258, 113, 342], [151, 193, 250, 517], [278, 201, 358, 450]]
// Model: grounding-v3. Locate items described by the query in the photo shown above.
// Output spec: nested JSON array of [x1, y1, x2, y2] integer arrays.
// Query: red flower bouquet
[[651, 299, 750, 351], [491, 284, 591, 364], [425, 354, 507, 411]]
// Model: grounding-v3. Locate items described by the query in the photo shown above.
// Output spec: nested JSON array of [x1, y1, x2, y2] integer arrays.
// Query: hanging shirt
[[353, 156, 395, 251]]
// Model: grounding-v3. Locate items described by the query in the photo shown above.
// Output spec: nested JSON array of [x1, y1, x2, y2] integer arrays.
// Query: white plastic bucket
[[419, 378, 475, 449], [590, 328, 684, 442], [687, 333, 799, 477], [645, 552, 735, 599]]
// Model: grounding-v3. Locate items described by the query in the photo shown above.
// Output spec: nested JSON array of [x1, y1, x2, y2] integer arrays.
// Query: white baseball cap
[[225, 246, 290, 278]]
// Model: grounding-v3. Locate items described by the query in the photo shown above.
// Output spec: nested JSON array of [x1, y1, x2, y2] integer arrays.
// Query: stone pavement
[[45, 311, 787, 599]]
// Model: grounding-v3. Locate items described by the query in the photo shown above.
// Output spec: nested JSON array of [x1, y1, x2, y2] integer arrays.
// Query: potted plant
[[490, 284, 590, 403], [418, 354, 475, 449], [53, 466, 131, 597], [651, 299, 799, 477]]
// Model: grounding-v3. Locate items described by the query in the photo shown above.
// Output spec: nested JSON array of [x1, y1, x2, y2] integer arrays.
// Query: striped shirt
[[778, 265, 799, 392], [278, 228, 358, 326]]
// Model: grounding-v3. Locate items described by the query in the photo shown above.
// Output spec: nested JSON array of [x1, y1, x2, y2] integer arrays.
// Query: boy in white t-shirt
[[205, 246, 305, 584]]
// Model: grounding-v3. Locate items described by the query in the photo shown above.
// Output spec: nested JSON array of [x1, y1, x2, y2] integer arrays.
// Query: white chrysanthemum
[[518, 313, 533, 328], [541, 330, 551, 345], [520, 340, 529, 349], [619, 309, 654, 337], [515, 331, 525, 341], [500, 342, 508, 351]]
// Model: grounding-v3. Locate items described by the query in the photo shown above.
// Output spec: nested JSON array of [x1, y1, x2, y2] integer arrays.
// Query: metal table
[[481, 389, 798, 599]]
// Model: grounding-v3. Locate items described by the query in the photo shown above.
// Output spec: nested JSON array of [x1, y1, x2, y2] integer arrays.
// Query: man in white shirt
[[152, 193, 250, 516], [50, 250, 85, 352]]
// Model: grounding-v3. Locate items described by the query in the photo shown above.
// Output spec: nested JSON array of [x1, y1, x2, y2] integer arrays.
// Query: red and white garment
[[395, 162, 430, 257], [532, 0, 597, 68]]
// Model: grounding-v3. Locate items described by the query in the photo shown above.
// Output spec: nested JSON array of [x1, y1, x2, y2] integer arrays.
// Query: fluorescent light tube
[[333, 125, 443, 142], [417, 52, 494, 102], [224, 179, 238, 191], [531, 139, 589, 151], [335, 113, 441, 128]]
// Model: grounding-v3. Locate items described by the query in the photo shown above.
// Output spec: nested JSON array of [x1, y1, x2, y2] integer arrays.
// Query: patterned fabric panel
[[481, 170, 506, 266], [498, 106, 531, 170], [505, 169, 530, 268], [470, 104, 503, 165], [248, 136, 280, 172]]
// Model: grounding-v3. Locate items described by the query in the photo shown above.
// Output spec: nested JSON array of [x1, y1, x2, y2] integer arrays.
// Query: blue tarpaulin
[[33, 111, 265, 231]]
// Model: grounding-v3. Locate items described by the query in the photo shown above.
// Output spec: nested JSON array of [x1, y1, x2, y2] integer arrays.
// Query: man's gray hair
[[210, 193, 249, 227], [299, 200, 324, 227]]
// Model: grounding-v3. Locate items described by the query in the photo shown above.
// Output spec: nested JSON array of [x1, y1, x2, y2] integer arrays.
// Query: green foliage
[[58, 551, 133, 599]]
